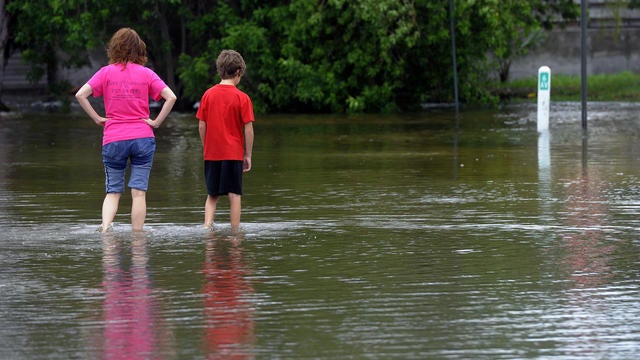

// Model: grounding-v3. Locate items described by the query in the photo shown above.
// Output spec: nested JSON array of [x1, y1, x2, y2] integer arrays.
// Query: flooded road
[[1, 102, 640, 358]]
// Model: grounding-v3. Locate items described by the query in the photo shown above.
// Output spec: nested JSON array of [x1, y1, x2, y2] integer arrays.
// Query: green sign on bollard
[[539, 72, 550, 91]]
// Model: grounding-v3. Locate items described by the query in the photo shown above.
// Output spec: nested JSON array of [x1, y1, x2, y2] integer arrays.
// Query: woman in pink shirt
[[76, 27, 176, 232]]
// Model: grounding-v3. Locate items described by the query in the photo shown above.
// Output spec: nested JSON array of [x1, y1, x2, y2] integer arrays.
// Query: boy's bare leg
[[204, 195, 219, 229], [102, 193, 122, 231], [131, 189, 147, 231], [229, 193, 242, 231]]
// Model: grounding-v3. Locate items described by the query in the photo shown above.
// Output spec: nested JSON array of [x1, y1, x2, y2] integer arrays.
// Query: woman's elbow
[[75, 84, 92, 100], [75, 90, 86, 100], [163, 88, 177, 104]]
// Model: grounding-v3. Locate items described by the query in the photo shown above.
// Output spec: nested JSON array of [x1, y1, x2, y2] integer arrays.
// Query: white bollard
[[537, 66, 551, 133]]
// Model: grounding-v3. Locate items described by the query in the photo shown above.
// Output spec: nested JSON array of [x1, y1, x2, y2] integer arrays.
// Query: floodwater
[[1, 102, 640, 359]]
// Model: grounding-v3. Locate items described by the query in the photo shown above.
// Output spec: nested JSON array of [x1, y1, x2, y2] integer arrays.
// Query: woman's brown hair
[[107, 27, 148, 65]]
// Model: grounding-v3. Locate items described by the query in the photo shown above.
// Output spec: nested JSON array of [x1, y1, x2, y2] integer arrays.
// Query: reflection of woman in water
[[202, 233, 255, 359], [101, 232, 171, 359]]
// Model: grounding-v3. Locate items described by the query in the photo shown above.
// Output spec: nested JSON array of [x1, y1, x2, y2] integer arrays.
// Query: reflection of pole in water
[[582, 136, 588, 176], [561, 167, 613, 288], [561, 141, 613, 287], [202, 233, 255, 359], [452, 112, 460, 180], [538, 130, 551, 202]]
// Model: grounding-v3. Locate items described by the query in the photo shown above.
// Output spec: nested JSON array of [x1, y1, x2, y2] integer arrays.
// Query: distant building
[[509, 0, 640, 80]]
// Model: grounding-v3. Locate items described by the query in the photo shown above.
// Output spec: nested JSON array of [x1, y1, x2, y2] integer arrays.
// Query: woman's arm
[[145, 87, 177, 128], [75, 84, 107, 127]]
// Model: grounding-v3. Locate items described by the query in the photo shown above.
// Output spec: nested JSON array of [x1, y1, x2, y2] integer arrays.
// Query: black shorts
[[204, 160, 243, 196]]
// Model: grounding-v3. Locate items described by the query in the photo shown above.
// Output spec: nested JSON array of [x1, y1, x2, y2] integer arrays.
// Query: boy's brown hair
[[107, 27, 148, 66], [216, 50, 246, 80]]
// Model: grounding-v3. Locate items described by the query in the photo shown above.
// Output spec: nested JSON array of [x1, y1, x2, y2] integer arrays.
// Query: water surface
[[1, 102, 640, 358]]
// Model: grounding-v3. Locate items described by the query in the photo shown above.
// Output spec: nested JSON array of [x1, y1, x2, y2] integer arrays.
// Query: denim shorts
[[102, 138, 156, 193]]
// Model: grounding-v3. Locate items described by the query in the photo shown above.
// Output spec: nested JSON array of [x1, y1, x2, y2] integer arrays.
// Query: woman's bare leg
[[102, 193, 122, 232], [131, 189, 147, 231]]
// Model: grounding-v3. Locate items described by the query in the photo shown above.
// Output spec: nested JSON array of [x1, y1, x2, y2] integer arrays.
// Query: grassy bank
[[500, 71, 640, 102]]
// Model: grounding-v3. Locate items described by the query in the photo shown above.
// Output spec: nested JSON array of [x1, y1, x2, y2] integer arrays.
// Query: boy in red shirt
[[196, 50, 255, 231]]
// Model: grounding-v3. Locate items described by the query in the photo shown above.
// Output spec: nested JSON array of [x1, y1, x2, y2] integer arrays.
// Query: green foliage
[[177, 54, 211, 102], [403, 0, 576, 108], [176, 0, 421, 113], [7, 0, 103, 88], [6, 0, 579, 112]]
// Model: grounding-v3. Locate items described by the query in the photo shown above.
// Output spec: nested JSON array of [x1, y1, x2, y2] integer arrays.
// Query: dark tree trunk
[[0, 0, 9, 110]]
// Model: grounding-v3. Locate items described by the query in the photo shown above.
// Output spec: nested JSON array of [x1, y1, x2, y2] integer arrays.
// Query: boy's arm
[[198, 120, 207, 146], [243, 122, 254, 172], [75, 84, 107, 127]]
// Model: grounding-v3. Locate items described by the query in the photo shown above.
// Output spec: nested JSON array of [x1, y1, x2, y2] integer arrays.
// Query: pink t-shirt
[[87, 63, 167, 145]]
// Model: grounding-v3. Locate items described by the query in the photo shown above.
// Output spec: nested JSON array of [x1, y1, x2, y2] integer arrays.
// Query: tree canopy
[[4, 0, 579, 113]]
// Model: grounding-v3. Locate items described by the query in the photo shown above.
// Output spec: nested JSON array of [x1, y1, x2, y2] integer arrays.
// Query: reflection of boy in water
[[196, 50, 255, 231], [202, 235, 255, 358]]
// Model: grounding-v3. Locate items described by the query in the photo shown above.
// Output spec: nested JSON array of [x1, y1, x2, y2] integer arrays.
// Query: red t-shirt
[[196, 84, 254, 161]]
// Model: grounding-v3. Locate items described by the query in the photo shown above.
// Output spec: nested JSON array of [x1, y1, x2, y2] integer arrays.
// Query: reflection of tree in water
[[202, 233, 255, 359], [561, 170, 615, 288], [100, 232, 173, 359]]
